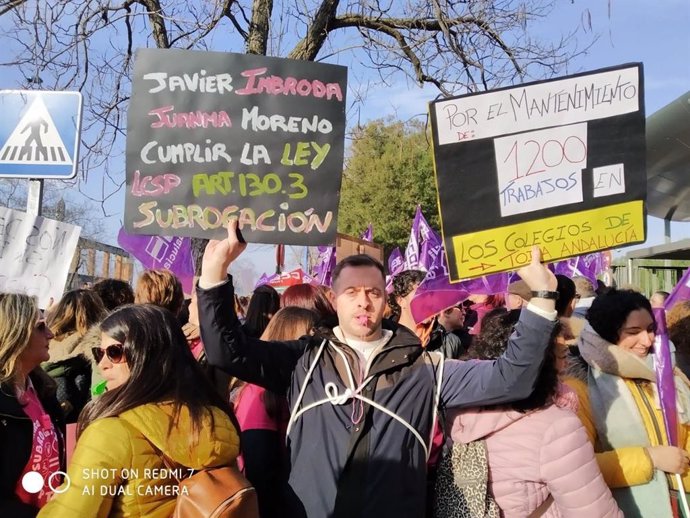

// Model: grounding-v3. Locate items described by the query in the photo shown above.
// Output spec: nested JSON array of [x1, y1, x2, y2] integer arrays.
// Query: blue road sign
[[0, 90, 82, 179]]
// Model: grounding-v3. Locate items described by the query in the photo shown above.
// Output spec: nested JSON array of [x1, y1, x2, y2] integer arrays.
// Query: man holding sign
[[430, 64, 646, 282], [198, 221, 558, 518]]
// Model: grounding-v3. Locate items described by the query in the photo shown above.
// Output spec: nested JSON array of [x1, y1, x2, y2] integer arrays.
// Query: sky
[[0, 0, 689, 291], [259, 0, 690, 283]]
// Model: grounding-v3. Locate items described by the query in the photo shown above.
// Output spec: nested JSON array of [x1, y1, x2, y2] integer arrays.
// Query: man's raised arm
[[441, 247, 559, 408], [197, 221, 305, 394]]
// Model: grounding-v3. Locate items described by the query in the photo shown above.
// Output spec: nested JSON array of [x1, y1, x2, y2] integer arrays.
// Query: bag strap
[[428, 350, 445, 453], [528, 494, 554, 518], [136, 433, 188, 484], [155, 448, 184, 484]]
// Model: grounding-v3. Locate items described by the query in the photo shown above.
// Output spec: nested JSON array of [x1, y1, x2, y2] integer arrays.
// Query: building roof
[[647, 90, 690, 221]]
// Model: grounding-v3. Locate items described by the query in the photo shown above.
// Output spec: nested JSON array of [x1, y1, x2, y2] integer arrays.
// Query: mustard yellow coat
[[38, 402, 240, 518], [566, 376, 690, 490]]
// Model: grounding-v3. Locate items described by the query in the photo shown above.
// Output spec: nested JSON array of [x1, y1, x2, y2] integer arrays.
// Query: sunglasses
[[91, 344, 126, 364]]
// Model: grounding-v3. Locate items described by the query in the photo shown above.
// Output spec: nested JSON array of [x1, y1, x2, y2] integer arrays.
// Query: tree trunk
[[247, 0, 273, 55], [288, 0, 340, 61]]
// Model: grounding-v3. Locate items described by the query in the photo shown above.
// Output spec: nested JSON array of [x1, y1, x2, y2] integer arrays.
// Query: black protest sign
[[125, 48, 347, 245], [429, 63, 646, 282]]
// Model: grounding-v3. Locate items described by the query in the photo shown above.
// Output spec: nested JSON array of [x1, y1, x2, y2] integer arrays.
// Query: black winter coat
[[0, 370, 65, 518]]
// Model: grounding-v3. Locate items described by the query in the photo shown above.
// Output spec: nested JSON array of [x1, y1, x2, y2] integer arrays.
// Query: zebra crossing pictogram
[[0, 97, 72, 165]]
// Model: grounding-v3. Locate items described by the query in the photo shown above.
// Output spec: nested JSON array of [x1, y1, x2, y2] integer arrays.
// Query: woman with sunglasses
[[0, 293, 65, 518], [39, 304, 241, 518]]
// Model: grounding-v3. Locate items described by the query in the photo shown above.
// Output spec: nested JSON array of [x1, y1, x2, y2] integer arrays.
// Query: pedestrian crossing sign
[[0, 90, 82, 179]]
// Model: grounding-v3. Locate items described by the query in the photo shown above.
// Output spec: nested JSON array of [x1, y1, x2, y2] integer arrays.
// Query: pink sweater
[[447, 387, 622, 518]]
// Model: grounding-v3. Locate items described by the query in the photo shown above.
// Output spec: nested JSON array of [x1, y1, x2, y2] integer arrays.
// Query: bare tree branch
[[132, 0, 170, 48], [0, 0, 592, 215], [288, 0, 340, 60], [0, 0, 26, 17]]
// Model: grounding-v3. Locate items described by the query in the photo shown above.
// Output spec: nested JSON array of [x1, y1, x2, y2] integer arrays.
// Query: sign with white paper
[[0, 206, 81, 308], [429, 63, 647, 281]]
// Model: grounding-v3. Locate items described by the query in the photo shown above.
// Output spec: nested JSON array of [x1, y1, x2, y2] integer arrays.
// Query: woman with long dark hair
[[0, 293, 65, 518], [39, 304, 240, 518], [233, 306, 318, 518], [243, 285, 280, 338]]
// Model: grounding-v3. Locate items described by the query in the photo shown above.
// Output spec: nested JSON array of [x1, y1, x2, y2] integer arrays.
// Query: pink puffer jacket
[[447, 386, 622, 518]]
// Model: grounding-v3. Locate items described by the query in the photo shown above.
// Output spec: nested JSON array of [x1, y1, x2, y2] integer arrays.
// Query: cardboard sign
[[0, 206, 81, 308], [125, 48, 347, 245], [429, 64, 646, 281]]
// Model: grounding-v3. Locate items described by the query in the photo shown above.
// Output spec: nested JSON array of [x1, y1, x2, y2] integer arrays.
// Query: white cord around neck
[[286, 339, 445, 461]]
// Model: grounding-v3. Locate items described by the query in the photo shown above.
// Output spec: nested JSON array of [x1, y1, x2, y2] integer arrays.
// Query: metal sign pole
[[26, 178, 44, 216]]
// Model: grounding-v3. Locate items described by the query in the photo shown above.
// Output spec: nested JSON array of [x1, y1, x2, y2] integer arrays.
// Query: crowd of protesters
[[2, 220, 690, 518]]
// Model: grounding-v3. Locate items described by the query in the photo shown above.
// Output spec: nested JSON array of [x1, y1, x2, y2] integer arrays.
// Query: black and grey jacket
[[0, 370, 65, 518], [42, 326, 103, 423], [198, 277, 556, 518]]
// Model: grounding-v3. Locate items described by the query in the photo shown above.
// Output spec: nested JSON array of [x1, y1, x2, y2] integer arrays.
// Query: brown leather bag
[[172, 465, 259, 518], [154, 443, 259, 518]]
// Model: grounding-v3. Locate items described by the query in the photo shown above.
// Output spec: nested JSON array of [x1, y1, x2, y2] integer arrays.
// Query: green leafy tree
[[338, 118, 439, 251]]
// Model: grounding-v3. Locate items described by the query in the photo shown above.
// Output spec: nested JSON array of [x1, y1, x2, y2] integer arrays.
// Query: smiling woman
[[566, 289, 690, 517]]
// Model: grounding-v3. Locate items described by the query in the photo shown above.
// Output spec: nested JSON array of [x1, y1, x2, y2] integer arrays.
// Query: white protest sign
[[493, 122, 587, 216], [0, 206, 81, 308], [434, 66, 639, 145]]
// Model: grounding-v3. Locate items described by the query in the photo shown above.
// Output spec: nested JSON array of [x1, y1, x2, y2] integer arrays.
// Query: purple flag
[[360, 224, 373, 242], [404, 206, 423, 270], [653, 308, 679, 447], [404, 206, 440, 272], [578, 253, 603, 284], [312, 245, 336, 286], [388, 247, 404, 277], [665, 267, 690, 310], [386, 247, 404, 293], [254, 273, 269, 288], [117, 228, 194, 292], [457, 271, 514, 295], [551, 258, 575, 277], [419, 224, 442, 272], [410, 251, 468, 324], [263, 272, 279, 285], [551, 253, 603, 285]]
